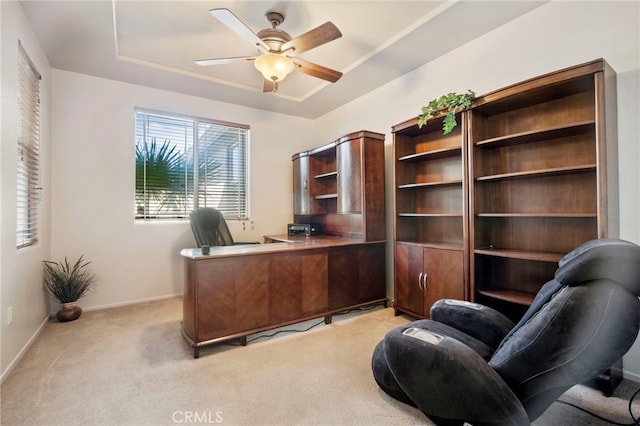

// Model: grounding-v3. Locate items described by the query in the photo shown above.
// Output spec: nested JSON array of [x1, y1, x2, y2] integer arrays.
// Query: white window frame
[[17, 41, 41, 249], [134, 109, 250, 221]]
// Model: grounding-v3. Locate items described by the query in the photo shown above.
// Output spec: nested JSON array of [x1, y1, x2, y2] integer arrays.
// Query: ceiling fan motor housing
[[257, 28, 292, 53]]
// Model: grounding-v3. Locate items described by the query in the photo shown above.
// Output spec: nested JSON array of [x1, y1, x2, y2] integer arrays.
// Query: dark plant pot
[[56, 302, 82, 322]]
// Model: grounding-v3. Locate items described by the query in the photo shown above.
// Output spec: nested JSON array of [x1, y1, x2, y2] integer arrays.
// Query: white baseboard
[[0, 315, 49, 384], [624, 369, 640, 384], [70, 293, 182, 313]]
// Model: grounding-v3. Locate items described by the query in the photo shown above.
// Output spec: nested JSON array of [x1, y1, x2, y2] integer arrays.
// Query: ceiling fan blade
[[281, 22, 342, 55], [195, 56, 256, 66], [209, 8, 269, 52], [291, 58, 343, 83], [263, 79, 277, 93]]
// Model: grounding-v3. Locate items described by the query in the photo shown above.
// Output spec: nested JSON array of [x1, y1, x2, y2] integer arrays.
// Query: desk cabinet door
[[195, 257, 270, 341], [328, 244, 385, 310], [270, 252, 328, 323]]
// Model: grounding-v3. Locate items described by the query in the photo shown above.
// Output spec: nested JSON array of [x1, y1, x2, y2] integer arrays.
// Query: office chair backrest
[[189, 207, 235, 247]]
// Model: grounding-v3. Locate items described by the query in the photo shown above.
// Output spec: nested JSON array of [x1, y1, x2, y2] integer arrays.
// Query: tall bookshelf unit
[[391, 59, 618, 329], [469, 59, 618, 320], [392, 113, 469, 318]]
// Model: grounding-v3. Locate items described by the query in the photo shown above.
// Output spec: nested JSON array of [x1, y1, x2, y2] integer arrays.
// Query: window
[[17, 41, 41, 249], [135, 109, 249, 220]]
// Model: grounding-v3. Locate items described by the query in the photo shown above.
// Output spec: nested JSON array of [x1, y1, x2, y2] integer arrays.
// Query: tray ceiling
[[20, 1, 546, 118]]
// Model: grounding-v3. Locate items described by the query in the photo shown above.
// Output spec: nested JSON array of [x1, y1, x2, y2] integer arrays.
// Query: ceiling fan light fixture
[[254, 53, 294, 82]]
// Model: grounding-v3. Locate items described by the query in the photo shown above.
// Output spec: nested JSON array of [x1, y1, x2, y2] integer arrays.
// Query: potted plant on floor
[[43, 255, 97, 322]]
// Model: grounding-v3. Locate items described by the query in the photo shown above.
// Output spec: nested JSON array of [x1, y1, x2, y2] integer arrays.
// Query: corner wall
[[1, 1, 52, 380]]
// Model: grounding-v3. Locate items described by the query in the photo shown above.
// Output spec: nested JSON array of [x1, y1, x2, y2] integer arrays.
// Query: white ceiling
[[20, 0, 546, 118]]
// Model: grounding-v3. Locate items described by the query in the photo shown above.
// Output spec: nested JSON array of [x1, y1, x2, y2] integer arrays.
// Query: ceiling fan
[[195, 8, 343, 92]]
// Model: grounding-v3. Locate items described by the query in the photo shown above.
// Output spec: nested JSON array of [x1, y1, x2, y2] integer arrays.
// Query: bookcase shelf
[[398, 146, 461, 162], [476, 165, 596, 182], [477, 290, 534, 306], [474, 248, 565, 263], [475, 120, 595, 148], [315, 171, 337, 179], [398, 180, 462, 188], [315, 193, 338, 200]]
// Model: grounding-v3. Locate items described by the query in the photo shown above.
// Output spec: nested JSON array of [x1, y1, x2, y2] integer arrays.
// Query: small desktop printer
[[287, 223, 322, 237]]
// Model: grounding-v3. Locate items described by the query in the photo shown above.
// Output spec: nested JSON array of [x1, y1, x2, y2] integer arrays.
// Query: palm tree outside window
[[135, 109, 249, 221]]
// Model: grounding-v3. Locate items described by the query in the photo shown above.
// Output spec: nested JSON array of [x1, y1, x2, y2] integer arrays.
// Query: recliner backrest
[[555, 238, 640, 296], [488, 239, 640, 421]]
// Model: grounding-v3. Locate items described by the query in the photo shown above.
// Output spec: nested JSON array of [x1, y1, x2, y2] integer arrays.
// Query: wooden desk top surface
[[180, 235, 385, 260]]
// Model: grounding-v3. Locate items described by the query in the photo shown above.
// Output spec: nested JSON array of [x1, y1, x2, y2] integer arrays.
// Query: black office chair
[[189, 207, 259, 247], [372, 238, 640, 425]]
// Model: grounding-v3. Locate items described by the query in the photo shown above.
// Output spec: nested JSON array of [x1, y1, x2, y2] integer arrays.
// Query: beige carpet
[[1, 298, 638, 425]]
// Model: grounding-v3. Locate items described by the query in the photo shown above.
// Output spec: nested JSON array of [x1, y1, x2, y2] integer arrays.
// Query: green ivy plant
[[417, 90, 476, 134]]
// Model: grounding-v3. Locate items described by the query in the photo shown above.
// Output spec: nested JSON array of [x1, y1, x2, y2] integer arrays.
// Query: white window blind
[[17, 41, 41, 249], [135, 109, 249, 220]]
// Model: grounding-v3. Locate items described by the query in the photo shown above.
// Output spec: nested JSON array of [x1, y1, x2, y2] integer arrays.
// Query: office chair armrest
[[429, 299, 515, 350], [382, 325, 529, 426]]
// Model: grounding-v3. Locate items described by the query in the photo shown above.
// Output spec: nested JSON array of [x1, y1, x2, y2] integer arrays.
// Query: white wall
[[314, 0, 640, 380], [50, 70, 314, 310], [1, 1, 52, 379]]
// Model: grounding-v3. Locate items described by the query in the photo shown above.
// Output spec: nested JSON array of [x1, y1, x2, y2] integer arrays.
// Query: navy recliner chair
[[372, 239, 640, 425]]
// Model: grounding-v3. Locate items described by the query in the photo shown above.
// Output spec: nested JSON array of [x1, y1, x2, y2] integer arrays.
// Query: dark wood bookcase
[[391, 59, 619, 393], [469, 59, 618, 319], [392, 113, 469, 318]]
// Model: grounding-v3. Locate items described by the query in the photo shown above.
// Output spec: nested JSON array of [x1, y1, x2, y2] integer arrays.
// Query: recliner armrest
[[430, 299, 515, 349], [233, 241, 260, 245]]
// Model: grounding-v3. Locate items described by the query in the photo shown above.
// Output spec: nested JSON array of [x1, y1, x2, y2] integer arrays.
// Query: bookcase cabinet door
[[394, 243, 427, 316], [422, 247, 465, 312], [394, 243, 464, 318]]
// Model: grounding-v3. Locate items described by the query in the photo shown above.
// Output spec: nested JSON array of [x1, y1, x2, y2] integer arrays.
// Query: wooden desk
[[181, 236, 386, 358]]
